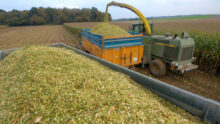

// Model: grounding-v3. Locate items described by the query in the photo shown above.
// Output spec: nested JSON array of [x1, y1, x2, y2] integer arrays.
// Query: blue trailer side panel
[[81, 29, 144, 49]]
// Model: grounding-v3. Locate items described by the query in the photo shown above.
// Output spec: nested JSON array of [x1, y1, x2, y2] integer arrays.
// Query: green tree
[[0, 7, 111, 26], [80, 8, 92, 22], [91, 7, 98, 21], [37, 7, 47, 23], [30, 15, 46, 25], [29, 7, 38, 17], [0, 12, 4, 23], [0, 9, 6, 13], [58, 10, 68, 24]]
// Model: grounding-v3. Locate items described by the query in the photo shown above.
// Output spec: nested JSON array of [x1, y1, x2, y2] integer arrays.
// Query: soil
[[0, 25, 79, 50], [134, 66, 220, 102]]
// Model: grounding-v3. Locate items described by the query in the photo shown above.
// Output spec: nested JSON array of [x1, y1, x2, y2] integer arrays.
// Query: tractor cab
[[129, 22, 153, 35]]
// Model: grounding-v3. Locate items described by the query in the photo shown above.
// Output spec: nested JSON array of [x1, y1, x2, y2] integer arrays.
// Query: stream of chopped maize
[[90, 22, 131, 37], [0, 46, 203, 123]]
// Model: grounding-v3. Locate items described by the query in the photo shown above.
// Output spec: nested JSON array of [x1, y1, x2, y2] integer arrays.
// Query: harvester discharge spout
[[104, 1, 152, 36]]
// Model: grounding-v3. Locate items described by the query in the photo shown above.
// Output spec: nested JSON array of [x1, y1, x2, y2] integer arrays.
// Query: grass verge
[[64, 24, 81, 38]]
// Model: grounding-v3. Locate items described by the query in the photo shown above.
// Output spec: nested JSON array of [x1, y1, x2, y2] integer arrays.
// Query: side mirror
[[172, 34, 177, 39]]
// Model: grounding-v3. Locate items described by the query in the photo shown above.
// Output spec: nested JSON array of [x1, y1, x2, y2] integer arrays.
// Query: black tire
[[149, 59, 166, 76], [216, 66, 220, 77]]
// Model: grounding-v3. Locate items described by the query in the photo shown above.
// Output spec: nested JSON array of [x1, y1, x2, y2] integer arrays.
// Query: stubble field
[[0, 25, 79, 50]]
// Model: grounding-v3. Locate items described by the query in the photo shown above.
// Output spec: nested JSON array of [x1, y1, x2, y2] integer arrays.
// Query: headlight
[[171, 62, 179, 67]]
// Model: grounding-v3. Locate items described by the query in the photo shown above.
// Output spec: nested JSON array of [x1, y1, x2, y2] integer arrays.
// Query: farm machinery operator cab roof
[[129, 23, 153, 35]]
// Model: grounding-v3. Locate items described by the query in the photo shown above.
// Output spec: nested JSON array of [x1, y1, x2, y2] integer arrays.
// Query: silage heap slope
[[90, 22, 131, 37], [0, 46, 203, 123]]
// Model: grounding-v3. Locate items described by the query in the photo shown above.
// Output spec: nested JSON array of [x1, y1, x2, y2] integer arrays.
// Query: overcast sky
[[0, 0, 220, 19]]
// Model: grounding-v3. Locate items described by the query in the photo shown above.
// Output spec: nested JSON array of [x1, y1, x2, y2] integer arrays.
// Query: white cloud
[[55, 4, 79, 9], [154, 0, 200, 4], [154, 0, 169, 4]]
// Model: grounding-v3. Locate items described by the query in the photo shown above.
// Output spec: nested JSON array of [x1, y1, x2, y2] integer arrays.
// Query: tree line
[[0, 7, 111, 26]]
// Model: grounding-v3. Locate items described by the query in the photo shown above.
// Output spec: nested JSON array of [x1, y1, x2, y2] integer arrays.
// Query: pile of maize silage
[[90, 22, 131, 37], [0, 46, 203, 123]]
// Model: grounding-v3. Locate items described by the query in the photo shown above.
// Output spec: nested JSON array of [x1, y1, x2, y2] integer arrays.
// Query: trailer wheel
[[149, 59, 166, 76]]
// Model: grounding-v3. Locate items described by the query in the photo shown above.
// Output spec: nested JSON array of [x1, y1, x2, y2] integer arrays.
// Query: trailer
[[81, 29, 144, 67]]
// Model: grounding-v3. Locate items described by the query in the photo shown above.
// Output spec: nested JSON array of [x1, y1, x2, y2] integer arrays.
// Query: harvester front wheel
[[149, 59, 166, 76]]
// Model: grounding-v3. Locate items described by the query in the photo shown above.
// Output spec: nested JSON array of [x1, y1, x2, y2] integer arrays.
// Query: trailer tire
[[149, 59, 166, 76]]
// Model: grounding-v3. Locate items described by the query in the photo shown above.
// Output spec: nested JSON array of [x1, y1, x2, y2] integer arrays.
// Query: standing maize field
[[190, 32, 220, 72], [153, 19, 220, 74]]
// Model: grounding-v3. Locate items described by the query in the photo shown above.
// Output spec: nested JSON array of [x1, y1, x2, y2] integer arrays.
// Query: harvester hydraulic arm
[[104, 1, 152, 35]]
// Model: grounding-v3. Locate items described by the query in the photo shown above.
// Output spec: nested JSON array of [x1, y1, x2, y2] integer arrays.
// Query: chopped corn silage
[[0, 46, 203, 123], [90, 22, 131, 37]]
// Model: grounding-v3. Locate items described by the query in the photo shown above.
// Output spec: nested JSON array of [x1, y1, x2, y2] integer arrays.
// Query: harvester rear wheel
[[149, 59, 166, 76]]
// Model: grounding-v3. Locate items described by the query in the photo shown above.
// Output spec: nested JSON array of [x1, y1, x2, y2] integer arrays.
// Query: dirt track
[[134, 67, 220, 102]]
